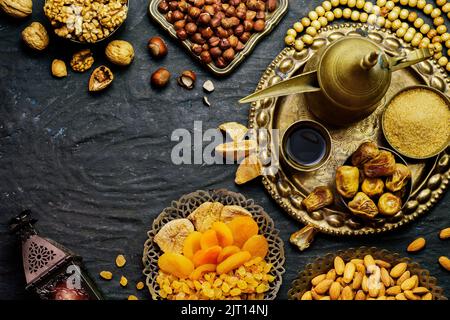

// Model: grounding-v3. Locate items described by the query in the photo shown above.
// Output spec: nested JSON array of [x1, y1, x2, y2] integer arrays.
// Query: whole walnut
[[0, 0, 32, 18], [105, 40, 135, 66], [22, 22, 49, 51]]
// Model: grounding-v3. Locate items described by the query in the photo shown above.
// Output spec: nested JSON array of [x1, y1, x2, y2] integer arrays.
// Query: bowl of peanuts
[[43, 0, 129, 43], [288, 247, 447, 300]]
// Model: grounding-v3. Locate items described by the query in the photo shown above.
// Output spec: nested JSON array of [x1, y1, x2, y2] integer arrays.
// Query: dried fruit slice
[[154, 219, 195, 254], [183, 231, 202, 259], [215, 140, 257, 161], [220, 205, 252, 223], [227, 216, 259, 248], [200, 230, 219, 249], [242, 235, 268, 259], [187, 202, 223, 232], [218, 122, 248, 142], [211, 221, 234, 247], [217, 251, 252, 274], [235, 154, 262, 185], [217, 245, 241, 263], [189, 264, 217, 280], [192, 245, 222, 267], [158, 252, 195, 279]]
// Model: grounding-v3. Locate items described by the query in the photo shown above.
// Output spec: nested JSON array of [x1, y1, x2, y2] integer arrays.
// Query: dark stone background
[[0, 0, 448, 300]]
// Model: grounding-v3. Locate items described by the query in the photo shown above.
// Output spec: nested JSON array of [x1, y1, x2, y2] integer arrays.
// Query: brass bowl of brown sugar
[[382, 85, 450, 160]]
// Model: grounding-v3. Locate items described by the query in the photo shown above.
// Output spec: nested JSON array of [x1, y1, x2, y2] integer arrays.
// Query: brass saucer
[[248, 23, 450, 236]]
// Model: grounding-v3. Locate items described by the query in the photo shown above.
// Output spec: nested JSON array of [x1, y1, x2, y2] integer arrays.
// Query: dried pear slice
[[187, 202, 223, 232], [215, 140, 257, 161], [220, 205, 252, 223], [218, 122, 248, 142], [154, 218, 194, 254], [235, 154, 262, 185]]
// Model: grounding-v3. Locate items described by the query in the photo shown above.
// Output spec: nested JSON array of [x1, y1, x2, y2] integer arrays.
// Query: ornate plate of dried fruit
[[149, 0, 288, 76], [247, 23, 450, 237], [142, 189, 285, 300]]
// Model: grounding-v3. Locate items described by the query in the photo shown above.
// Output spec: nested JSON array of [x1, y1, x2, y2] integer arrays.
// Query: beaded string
[[284, 0, 450, 71]]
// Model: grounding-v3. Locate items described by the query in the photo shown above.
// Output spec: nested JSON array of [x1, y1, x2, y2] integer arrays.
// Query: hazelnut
[[222, 3, 230, 11], [203, 5, 216, 16], [185, 22, 198, 34], [176, 29, 188, 40], [168, 1, 178, 11], [226, 6, 236, 17], [208, 36, 220, 47], [151, 67, 171, 88], [191, 43, 203, 55], [254, 19, 265, 32], [235, 41, 245, 52], [166, 11, 175, 23], [202, 43, 210, 51], [244, 20, 253, 31], [198, 12, 211, 25], [223, 47, 235, 62], [178, 1, 189, 12], [219, 38, 231, 50], [177, 70, 197, 90], [246, 10, 256, 20], [215, 56, 229, 68], [22, 22, 49, 51], [172, 10, 184, 21], [205, 0, 215, 4], [200, 51, 212, 64], [191, 33, 205, 44], [173, 19, 186, 30], [148, 36, 168, 58], [228, 35, 239, 48], [247, 0, 259, 11], [194, 0, 205, 7], [222, 17, 239, 29], [51, 59, 67, 78], [189, 6, 201, 19], [158, 1, 169, 13], [267, 0, 277, 12], [201, 27, 214, 39], [0, 0, 32, 18], [236, 4, 247, 19], [216, 26, 229, 38], [230, 0, 241, 7], [210, 16, 222, 28], [234, 24, 244, 36], [240, 32, 251, 43], [89, 65, 114, 92], [256, 11, 265, 20], [209, 47, 222, 58], [105, 40, 135, 66]]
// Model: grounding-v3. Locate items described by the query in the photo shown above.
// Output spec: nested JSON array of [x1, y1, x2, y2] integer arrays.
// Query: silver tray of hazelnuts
[[149, 0, 289, 76]]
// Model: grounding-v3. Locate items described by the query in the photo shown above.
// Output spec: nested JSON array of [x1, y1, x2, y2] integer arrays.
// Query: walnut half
[[88, 65, 114, 92]]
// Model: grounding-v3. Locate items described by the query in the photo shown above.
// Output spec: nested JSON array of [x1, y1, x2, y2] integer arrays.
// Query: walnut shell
[[105, 40, 134, 66], [22, 22, 49, 51], [0, 0, 32, 18], [51, 59, 67, 78], [89, 65, 114, 92]]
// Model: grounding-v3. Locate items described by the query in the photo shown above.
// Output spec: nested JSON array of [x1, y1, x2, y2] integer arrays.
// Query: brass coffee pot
[[240, 37, 432, 126]]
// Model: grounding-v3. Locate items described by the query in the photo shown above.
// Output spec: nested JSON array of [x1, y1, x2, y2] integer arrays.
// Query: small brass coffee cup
[[280, 120, 332, 172]]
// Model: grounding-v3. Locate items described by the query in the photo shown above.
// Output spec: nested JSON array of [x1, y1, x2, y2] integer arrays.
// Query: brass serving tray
[[148, 0, 288, 76], [248, 23, 450, 236]]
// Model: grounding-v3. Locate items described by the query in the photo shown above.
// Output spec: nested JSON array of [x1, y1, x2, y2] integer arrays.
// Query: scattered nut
[[21, 22, 49, 51], [99, 271, 113, 280], [105, 40, 135, 66], [136, 282, 145, 290], [119, 276, 128, 287], [0, 0, 32, 18], [202, 79, 215, 92], [203, 96, 211, 107], [406, 237, 426, 252], [88, 65, 114, 92], [51, 59, 67, 78], [71, 49, 94, 73], [148, 36, 168, 58], [177, 70, 196, 89], [439, 227, 450, 240], [128, 295, 138, 300], [115, 254, 126, 268], [151, 67, 171, 88]]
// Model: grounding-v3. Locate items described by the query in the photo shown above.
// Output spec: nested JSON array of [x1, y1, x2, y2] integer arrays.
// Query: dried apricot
[[212, 221, 234, 247], [158, 252, 195, 279], [192, 245, 222, 267], [200, 230, 219, 249], [217, 251, 252, 275], [227, 216, 259, 247], [183, 231, 202, 260], [190, 264, 217, 280], [217, 245, 241, 263], [242, 235, 269, 259]]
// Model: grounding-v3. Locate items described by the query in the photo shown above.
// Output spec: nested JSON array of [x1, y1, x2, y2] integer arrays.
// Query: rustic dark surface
[[0, 0, 448, 300]]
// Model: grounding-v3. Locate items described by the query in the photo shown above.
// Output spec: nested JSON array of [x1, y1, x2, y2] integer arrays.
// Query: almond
[[350, 258, 364, 265], [329, 282, 342, 300], [334, 256, 345, 275], [311, 289, 323, 300], [396, 270, 411, 286], [320, 296, 331, 300], [386, 285, 402, 296], [377, 296, 387, 300], [401, 275, 418, 291], [368, 274, 380, 298], [326, 269, 336, 281], [301, 291, 312, 300], [438, 256, 450, 271], [407, 237, 426, 252], [311, 274, 326, 286], [343, 262, 356, 283], [395, 293, 407, 300], [378, 283, 386, 297], [356, 263, 366, 274], [439, 227, 450, 240], [390, 262, 408, 278], [380, 267, 391, 287], [387, 296, 396, 300], [422, 292, 433, 300], [352, 272, 363, 290], [362, 275, 369, 293], [355, 290, 366, 300], [341, 286, 354, 300], [314, 279, 334, 294], [412, 287, 429, 295], [375, 259, 391, 268], [364, 254, 376, 268], [404, 290, 420, 300]]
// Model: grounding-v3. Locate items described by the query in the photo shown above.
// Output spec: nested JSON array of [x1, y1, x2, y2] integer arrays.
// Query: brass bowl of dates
[[44, 0, 129, 44], [149, 0, 289, 76], [336, 142, 412, 221]]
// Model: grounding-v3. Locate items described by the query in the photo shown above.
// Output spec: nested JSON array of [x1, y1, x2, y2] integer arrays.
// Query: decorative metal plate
[[288, 247, 447, 300], [142, 189, 285, 300], [148, 0, 288, 76], [248, 23, 450, 236]]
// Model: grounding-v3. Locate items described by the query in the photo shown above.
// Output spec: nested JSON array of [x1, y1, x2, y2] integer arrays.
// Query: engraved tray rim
[[148, 0, 289, 76], [248, 23, 450, 236]]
